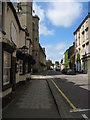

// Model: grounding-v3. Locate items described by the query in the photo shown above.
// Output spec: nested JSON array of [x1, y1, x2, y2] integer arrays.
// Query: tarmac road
[[47, 70, 90, 119]]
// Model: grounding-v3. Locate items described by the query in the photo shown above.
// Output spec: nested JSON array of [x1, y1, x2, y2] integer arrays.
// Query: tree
[[55, 61, 59, 67], [61, 59, 63, 64]]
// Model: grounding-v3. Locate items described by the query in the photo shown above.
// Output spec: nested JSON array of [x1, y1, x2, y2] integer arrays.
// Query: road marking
[[51, 80, 77, 110], [82, 114, 89, 120], [70, 109, 90, 113]]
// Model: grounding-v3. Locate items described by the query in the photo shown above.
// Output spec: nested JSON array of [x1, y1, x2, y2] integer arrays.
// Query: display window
[[3, 51, 11, 86]]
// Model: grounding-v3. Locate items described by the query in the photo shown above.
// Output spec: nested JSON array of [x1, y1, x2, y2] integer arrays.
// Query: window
[[36, 38, 37, 41], [19, 60, 23, 75], [83, 45, 85, 55], [3, 51, 11, 85]]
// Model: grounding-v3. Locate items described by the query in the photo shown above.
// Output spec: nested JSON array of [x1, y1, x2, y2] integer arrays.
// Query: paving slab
[[2, 80, 60, 118]]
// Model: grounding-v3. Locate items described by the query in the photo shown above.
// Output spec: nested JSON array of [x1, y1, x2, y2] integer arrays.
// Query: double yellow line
[[51, 80, 77, 110]]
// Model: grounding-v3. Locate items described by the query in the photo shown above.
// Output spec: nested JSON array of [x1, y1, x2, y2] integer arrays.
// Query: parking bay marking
[[51, 80, 78, 110], [70, 109, 90, 113], [82, 114, 90, 120]]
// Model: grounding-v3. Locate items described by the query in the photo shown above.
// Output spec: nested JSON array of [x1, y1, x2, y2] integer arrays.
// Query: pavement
[[2, 79, 60, 119]]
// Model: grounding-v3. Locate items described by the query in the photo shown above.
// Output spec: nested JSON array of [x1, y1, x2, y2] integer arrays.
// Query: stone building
[[74, 13, 90, 73], [32, 15, 40, 72], [0, 2, 35, 107], [39, 44, 46, 71], [14, 1, 33, 55], [0, 1, 46, 107], [32, 15, 46, 72]]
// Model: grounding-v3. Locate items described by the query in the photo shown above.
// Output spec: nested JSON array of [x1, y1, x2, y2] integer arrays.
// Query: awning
[[2, 38, 16, 53], [16, 49, 36, 64]]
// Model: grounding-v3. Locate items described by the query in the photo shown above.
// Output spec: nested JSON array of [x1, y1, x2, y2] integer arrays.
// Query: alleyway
[[3, 79, 60, 118]]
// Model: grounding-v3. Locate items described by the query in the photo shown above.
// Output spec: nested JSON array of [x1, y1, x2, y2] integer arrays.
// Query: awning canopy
[[16, 50, 36, 65], [2, 38, 16, 53]]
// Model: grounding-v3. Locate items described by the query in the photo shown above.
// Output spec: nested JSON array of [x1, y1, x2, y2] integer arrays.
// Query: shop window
[[19, 60, 23, 75], [3, 51, 11, 85]]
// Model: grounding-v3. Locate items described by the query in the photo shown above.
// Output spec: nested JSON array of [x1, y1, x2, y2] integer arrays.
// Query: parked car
[[67, 69, 76, 75]]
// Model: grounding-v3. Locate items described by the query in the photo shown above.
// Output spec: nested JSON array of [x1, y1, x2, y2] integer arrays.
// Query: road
[[2, 70, 90, 119], [46, 70, 90, 119]]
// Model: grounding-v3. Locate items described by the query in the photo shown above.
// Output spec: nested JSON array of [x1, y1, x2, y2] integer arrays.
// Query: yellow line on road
[[51, 80, 77, 110]]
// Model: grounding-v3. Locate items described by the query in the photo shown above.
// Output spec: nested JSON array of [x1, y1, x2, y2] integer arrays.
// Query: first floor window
[[3, 51, 11, 85]]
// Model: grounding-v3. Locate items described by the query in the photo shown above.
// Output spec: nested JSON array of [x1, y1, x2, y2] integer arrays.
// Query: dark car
[[66, 69, 76, 75]]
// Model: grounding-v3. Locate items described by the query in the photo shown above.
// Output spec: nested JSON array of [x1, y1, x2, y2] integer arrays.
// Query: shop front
[[2, 38, 16, 107], [16, 46, 35, 84]]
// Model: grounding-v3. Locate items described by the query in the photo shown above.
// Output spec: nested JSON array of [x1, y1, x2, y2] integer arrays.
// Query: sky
[[33, 1, 89, 63], [11, 0, 89, 63]]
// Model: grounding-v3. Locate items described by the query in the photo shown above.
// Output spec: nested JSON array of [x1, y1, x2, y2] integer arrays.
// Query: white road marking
[[82, 114, 89, 120], [70, 109, 90, 113]]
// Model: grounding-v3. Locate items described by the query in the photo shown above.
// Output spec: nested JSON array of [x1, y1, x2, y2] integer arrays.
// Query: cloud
[[46, 1, 83, 27], [33, 3, 45, 22], [33, 3, 54, 36], [40, 23, 54, 36], [55, 43, 66, 51], [44, 42, 66, 62], [33, 0, 89, 2]]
